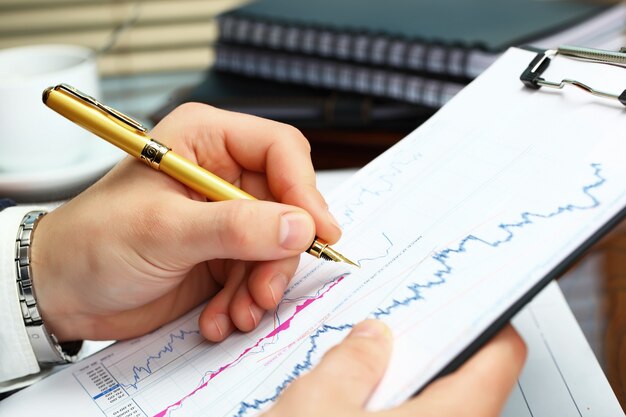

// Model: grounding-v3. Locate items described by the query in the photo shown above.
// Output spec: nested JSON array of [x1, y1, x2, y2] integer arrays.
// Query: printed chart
[[3, 48, 626, 417]]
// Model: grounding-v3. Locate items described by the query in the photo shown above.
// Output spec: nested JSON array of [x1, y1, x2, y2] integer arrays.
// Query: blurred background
[[0, 0, 624, 412], [2, 0, 624, 170]]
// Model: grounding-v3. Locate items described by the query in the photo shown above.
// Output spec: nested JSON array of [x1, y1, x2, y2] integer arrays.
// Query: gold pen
[[42, 84, 357, 267]]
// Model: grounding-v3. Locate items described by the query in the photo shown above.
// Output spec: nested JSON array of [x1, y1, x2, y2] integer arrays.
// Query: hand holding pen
[[27, 86, 525, 417], [44, 84, 357, 266], [31, 97, 349, 343]]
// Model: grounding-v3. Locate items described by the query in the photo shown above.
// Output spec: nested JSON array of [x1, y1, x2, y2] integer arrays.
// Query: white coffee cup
[[0, 44, 100, 173]]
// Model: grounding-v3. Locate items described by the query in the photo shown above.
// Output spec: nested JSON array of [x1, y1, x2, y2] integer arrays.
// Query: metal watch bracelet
[[15, 210, 74, 365]]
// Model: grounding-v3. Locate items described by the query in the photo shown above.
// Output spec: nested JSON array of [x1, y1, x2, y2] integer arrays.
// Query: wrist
[[28, 212, 84, 343], [15, 210, 80, 364]]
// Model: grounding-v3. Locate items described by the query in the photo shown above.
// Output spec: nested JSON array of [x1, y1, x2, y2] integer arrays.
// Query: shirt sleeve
[[0, 205, 45, 386]]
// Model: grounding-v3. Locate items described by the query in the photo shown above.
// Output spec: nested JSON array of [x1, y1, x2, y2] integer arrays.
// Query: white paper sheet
[[2, 47, 626, 417]]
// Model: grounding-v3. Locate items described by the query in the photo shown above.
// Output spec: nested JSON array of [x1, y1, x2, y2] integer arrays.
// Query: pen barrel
[[43, 88, 146, 156], [160, 152, 255, 201], [43, 86, 354, 265]]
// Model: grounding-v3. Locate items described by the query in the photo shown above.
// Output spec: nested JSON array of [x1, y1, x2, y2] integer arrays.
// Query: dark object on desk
[[149, 70, 434, 130], [213, 44, 466, 108], [217, 0, 620, 80], [149, 71, 422, 169], [304, 128, 409, 169]]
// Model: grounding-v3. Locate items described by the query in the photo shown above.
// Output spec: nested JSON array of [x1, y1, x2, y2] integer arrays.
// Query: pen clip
[[56, 83, 147, 133]]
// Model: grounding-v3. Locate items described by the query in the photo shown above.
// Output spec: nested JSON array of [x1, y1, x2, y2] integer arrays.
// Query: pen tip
[[320, 246, 360, 268], [345, 258, 360, 268]]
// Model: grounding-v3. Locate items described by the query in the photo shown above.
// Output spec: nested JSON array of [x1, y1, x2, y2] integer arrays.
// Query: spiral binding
[[217, 14, 475, 79], [214, 44, 465, 108]]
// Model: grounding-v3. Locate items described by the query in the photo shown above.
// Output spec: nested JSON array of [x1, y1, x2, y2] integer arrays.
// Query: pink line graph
[[153, 276, 345, 417]]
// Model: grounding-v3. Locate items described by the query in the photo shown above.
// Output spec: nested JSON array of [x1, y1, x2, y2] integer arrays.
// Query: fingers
[[247, 256, 301, 309], [385, 325, 526, 417], [202, 257, 300, 340], [228, 256, 301, 335], [153, 103, 342, 244], [240, 170, 276, 202], [163, 198, 316, 266], [270, 320, 392, 414], [228, 281, 265, 333], [223, 114, 342, 243], [198, 262, 247, 341]]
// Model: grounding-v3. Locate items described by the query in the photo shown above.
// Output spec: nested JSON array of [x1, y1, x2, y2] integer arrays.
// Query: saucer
[[0, 139, 125, 203]]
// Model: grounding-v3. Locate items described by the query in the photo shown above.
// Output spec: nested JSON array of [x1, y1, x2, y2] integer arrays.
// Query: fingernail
[[249, 303, 264, 327], [279, 211, 313, 250], [269, 273, 289, 305], [350, 320, 391, 340], [211, 314, 231, 339]]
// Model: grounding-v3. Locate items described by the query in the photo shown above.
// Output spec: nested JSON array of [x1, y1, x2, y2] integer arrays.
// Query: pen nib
[[321, 246, 360, 268], [308, 239, 359, 267]]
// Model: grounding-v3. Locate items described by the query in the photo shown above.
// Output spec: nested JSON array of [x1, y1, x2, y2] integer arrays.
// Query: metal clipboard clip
[[520, 45, 626, 106]]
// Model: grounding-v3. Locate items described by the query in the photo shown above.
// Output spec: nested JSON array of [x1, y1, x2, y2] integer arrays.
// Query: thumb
[[270, 320, 393, 414], [172, 198, 316, 264]]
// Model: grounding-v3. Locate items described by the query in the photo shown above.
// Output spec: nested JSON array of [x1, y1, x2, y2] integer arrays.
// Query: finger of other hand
[[384, 325, 527, 417], [270, 320, 392, 414]]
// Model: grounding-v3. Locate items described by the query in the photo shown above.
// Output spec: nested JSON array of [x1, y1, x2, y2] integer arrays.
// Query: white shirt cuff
[[0, 206, 46, 385]]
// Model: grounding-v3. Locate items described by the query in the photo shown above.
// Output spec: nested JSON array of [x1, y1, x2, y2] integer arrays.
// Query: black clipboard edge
[[416, 200, 626, 396]]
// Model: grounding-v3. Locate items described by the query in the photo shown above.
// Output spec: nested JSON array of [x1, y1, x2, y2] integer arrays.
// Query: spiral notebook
[[217, 0, 625, 80], [213, 44, 467, 108]]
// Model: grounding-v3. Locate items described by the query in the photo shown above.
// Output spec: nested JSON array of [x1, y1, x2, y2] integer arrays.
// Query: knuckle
[[172, 101, 211, 117], [278, 124, 311, 153]]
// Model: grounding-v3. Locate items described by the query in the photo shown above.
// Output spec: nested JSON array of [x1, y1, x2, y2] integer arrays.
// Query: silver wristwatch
[[15, 211, 74, 365]]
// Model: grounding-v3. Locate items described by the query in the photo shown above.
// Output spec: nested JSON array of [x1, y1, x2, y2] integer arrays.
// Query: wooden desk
[[558, 219, 626, 411]]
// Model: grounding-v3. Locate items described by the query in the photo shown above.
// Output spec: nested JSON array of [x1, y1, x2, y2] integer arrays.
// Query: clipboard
[[433, 44, 626, 386], [2, 46, 626, 417]]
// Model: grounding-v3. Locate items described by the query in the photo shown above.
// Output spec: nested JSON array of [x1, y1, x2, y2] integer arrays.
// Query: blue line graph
[[341, 152, 422, 227], [119, 328, 201, 390], [95, 163, 607, 416], [232, 163, 607, 416], [197, 274, 350, 386], [103, 231, 396, 414], [158, 235, 397, 415], [355, 233, 394, 266], [373, 162, 605, 318], [234, 323, 353, 416]]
